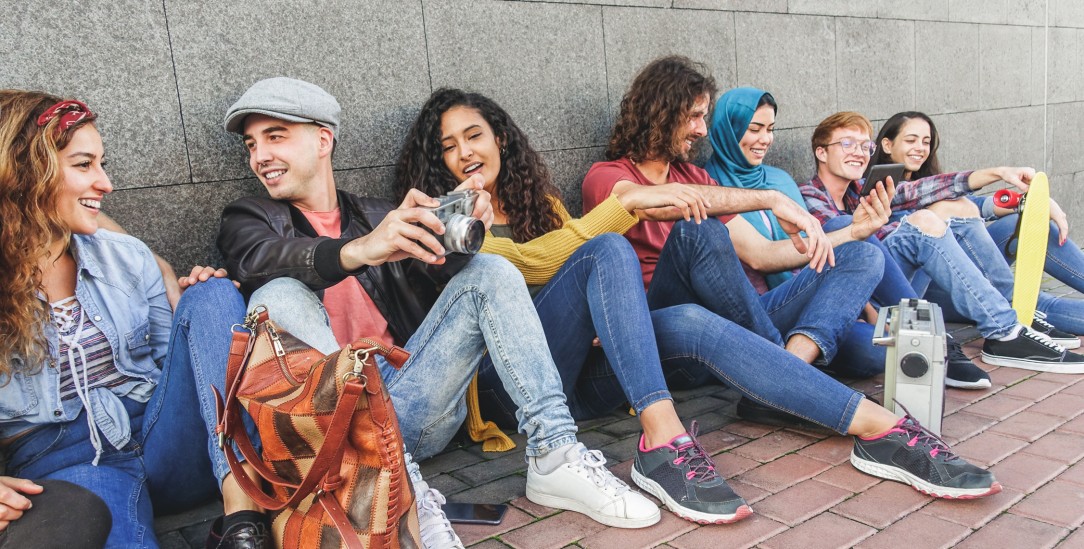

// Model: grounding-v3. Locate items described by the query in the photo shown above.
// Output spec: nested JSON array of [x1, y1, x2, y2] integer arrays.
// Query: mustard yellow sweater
[[480, 195, 638, 285]]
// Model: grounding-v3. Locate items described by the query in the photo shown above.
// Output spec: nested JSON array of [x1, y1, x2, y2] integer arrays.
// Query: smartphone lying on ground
[[860, 163, 906, 196], [443, 503, 508, 525]]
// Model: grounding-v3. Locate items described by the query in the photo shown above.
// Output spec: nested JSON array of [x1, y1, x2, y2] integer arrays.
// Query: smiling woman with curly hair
[[0, 89, 264, 548], [0, 91, 81, 380]]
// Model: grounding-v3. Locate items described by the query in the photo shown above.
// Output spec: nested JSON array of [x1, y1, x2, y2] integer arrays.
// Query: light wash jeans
[[922, 216, 1084, 334], [248, 254, 577, 461], [884, 216, 1019, 339], [5, 279, 250, 548]]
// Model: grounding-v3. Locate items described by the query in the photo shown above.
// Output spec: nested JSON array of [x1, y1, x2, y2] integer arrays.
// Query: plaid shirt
[[799, 171, 974, 240]]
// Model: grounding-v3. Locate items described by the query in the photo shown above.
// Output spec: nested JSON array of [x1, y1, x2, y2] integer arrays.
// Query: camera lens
[[443, 214, 484, 254]]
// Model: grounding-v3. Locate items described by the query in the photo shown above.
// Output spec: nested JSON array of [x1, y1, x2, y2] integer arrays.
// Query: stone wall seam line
[[161, 0, 195, 185], [419, 0, 435, 93], [600, 4, 611, 124]]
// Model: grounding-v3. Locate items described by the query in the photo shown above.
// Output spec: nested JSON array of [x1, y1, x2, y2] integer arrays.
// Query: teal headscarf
[[706, 87, 805, 288]]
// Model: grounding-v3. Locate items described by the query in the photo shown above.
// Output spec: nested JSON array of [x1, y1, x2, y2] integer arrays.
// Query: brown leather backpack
[[214, 306, 422, 549]]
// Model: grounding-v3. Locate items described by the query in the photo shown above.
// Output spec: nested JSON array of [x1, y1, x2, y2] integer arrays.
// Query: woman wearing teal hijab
[[707, 87, 990, 388], [706, 88, 804, 288]]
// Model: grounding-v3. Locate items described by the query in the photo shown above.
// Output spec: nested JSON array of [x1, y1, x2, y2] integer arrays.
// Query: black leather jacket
[[217, 189, 470, 345]]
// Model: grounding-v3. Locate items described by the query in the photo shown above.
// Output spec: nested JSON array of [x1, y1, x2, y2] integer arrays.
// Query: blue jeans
[[646, 219, 866, 432], [883, 216, 1019, 339], [822, 216, 917, 378], [648, 219, 881, 362], [987, 215, 1084, 294], [4, 279, 249, 548], [924, 216, 1084, 334], [477, 234, 672, 422], [249, 254, 578, 461]]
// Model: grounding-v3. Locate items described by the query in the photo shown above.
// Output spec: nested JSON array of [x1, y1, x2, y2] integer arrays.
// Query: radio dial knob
[[900, 353, 929, 378]]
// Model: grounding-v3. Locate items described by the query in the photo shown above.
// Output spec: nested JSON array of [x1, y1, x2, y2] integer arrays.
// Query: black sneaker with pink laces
[[851, 410, 1002, 499], [631, 421, 752, 524]]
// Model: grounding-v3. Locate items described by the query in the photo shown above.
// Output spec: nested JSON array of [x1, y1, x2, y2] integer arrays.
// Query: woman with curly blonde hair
[[0, 90, 266, 548]]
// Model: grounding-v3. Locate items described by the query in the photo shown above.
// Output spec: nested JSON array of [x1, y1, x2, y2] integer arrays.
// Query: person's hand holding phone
[[851, 177, 896, 241]]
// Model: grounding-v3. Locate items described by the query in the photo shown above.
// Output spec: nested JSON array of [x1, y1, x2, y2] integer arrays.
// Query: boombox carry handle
[[872, 304, 897, 347]]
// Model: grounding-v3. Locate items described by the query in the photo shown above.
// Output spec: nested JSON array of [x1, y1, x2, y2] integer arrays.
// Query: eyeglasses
[[823, 138, 876, 156]]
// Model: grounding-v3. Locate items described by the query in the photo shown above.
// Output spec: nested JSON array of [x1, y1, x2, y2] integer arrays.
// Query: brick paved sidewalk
[[156, 278, 1084, 548]]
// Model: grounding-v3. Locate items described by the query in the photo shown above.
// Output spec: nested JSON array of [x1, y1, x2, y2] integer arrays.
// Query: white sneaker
[[525, 443, 660, 529], [406, 452, 464, 549]]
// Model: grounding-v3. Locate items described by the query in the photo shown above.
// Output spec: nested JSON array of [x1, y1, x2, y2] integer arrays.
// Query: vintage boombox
[[873, 299, 947, 435]]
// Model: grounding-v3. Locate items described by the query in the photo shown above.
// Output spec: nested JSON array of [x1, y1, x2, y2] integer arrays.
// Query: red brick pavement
[[154, 280, 1084, 548]]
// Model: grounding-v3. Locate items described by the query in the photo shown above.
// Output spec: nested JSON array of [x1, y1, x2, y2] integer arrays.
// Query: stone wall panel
[[0, 0, 187, 189], [734, 13, 836, 129], [167, 0, 431, 182]]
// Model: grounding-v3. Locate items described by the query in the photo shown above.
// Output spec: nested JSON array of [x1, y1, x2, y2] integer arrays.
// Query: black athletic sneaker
[[981, 326, 1084, 373], [851, 411, 1002, 499], [945, 338, 991, 390], [1032, 311, 1081, 349], [631, 422, 752, 524]]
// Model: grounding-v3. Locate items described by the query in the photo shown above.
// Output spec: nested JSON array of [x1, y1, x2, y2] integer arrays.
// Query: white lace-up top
[[50, 295, 151, 464]]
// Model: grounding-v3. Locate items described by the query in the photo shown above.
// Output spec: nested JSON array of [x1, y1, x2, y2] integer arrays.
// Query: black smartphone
[[443, 503, 508, 525], [860, 163, 906, 196]]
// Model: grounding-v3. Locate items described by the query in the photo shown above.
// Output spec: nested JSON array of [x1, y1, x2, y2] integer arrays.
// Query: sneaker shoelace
[[672, 421, 719, 482], [417, 487, 460, 547], [946, 337, 970, 363], [577, 449, 631, 496], [892, 401, 959, 461], [1033, 311, 1056, 333], [1023, 326, 1064, 352]]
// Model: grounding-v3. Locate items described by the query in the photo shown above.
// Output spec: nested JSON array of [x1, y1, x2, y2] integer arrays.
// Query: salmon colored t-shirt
[[300, 209, 394, 348]]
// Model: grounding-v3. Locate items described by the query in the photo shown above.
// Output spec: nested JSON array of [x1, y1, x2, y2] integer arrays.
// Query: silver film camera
[[424, 190, 484, 255], [873, 298, 948, 435]]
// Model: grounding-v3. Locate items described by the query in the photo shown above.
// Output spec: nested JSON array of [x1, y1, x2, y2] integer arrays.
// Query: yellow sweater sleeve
[[479, 195, 638, 285]]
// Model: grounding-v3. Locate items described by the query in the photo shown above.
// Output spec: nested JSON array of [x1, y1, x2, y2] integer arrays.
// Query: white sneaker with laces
[[525, 443, 660, 529], [405, 451, 464, 549]]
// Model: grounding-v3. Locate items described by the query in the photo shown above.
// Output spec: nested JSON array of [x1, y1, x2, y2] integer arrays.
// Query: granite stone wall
[[3, 1, 1081, 268]]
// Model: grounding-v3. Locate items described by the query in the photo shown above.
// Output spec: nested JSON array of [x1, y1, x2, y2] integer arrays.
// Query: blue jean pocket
[[6, 423, 69, 477]]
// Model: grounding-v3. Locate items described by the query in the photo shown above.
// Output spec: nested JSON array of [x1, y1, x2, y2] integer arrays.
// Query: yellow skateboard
[[995, 172, 1050, 326]]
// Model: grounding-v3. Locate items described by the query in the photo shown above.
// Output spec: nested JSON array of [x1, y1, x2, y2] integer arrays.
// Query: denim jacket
[[0, 230, 171, 455]]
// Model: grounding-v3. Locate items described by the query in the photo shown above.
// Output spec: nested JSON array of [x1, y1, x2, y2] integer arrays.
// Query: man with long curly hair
[[584, 56, 889, 392], [215, 77, 664, 547]]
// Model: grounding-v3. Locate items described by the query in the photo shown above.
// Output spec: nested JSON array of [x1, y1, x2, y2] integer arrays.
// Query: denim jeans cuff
[[525, 434, 579, 458], [834, 391, 865, 435], [787, 329, 836, 365], [631, 391, 673, 415]]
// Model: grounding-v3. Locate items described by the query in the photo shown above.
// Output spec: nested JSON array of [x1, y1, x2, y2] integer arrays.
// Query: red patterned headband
[[36, 100, 95, 138]]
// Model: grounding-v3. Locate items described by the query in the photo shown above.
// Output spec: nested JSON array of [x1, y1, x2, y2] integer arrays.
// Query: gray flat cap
[[223, 77, 341, 139]]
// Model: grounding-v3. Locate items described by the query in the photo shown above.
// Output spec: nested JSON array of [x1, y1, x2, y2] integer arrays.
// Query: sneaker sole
[[980, 352, 1084, 374], [630, 466, 753, 524], [525, 486, 661, 529], [945, 377, 992, 390], [850, 451, 1002, 499]]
